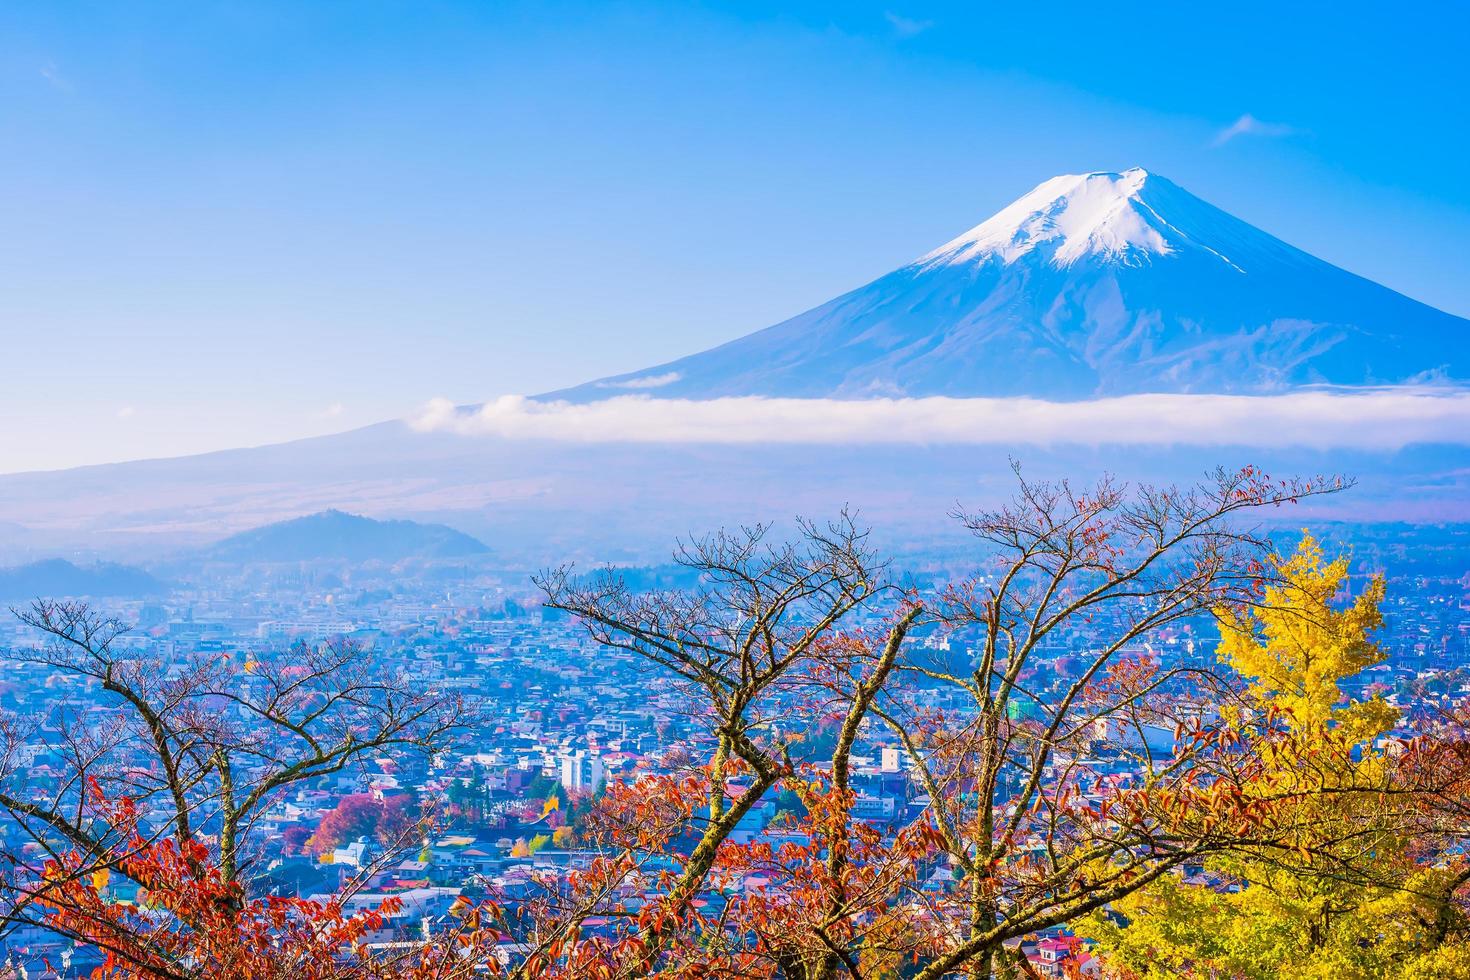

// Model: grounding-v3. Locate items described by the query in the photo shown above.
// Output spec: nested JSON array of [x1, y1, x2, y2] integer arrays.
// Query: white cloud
[[323, 402, 345, 418], [1213, 113, 1297, 147], [39, 60, 71, 91], [884, 11, 934, 38], [116, 405, 136, 419], [408, 390, 1470, 450], [596, 372, 682, 390]]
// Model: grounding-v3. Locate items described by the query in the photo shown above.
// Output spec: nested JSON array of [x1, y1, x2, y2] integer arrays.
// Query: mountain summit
[[920, 168, 1243, 270], [552, 168, 1467, 400], [2, 167, 1468, 558]]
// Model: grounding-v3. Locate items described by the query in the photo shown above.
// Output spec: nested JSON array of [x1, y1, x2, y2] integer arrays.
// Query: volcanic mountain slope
[[551, 168, 1468, 401], [2, 167, 1468, 562]]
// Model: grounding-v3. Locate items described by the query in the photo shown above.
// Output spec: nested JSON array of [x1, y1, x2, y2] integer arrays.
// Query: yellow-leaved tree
[[1218, 531, 1393, 741], [1084, 533, 1470, 980]]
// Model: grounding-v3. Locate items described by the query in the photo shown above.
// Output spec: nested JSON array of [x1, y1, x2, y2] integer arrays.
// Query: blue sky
[[2, 1, 1467, 471]]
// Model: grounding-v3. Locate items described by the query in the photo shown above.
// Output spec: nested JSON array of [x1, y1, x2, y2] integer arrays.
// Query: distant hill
[[0, 558, 166, 600], [198, 510, 490, 563]]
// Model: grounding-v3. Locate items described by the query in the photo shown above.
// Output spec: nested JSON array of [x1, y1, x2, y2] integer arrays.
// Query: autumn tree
[[863, 467, 1344, 980], [0, 601, 469, 974], [1083, 534, 1470, 979], [511, 467, 1350, 980], [310, 793, 420, 854], [26, 783, 509, 980], [532, 512, 924, 978], [280, 824, 315, 856]]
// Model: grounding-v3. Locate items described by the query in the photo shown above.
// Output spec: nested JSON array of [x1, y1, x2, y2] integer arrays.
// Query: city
[[1, 3, 1467, 977], [0, 501, 1466, 974]]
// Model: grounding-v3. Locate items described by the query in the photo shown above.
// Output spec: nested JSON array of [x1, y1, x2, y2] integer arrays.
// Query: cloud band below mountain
[[409, 390, 1470, 449]]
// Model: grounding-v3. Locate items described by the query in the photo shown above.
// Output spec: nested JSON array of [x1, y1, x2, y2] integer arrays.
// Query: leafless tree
[[0, 599, 469, 941], [879, 465, 1347, 979], [528, 466, 1357, 980], [535, 512, 920, 974]]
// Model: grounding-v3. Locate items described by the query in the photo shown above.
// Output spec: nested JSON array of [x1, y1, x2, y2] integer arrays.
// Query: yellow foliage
[[1084, 536, 1469, 979], [1087, 870, 1470, 980], [1216, 531, 1393, 741], [1401, 943, 1470, 980], [856, 910, 918, 980]]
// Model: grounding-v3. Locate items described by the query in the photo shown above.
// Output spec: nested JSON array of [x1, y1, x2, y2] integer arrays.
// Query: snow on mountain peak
[[920, 167, 1240, 271], [545, 165, 1468, 403]]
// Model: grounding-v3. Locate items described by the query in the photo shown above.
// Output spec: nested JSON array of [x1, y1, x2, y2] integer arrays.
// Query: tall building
[[559, 750, 604, 794]]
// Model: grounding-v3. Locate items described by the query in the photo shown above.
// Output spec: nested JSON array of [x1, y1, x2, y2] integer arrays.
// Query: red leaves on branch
[[31, 786, 503, 979]]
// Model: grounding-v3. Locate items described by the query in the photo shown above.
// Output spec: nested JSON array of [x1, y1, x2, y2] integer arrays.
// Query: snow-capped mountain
[[3, 167, 1468, 561], [551, 168, 1467, 401]]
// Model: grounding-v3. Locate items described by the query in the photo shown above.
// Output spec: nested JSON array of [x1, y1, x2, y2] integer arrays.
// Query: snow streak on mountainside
[[551, 169, 1468, 401]]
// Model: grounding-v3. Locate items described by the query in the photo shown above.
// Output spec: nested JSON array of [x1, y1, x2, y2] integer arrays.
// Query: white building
[[558, 750, 604, 794]]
